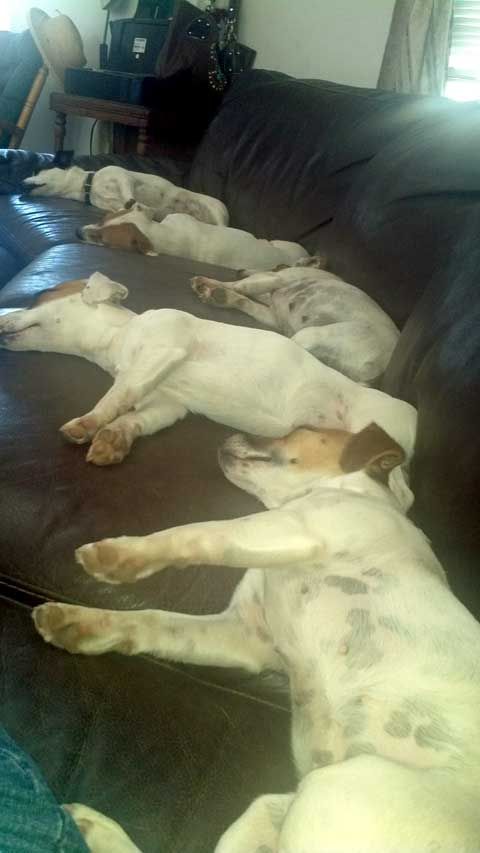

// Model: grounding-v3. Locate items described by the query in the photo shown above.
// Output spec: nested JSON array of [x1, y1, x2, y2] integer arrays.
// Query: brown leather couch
[[1, 70, 480, 852]]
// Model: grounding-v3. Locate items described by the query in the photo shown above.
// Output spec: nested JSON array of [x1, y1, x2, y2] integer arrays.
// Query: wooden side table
[[50, 92, 153, 156]]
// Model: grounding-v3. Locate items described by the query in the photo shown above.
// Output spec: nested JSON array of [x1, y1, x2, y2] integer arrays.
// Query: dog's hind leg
[[192, 277, 277, 327], [192, 271, 284, 298], [33, 600, 279, 672], [215, 794, 294, 853]]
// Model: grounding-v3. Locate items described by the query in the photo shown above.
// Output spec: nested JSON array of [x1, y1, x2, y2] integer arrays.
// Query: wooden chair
[[5, 65, 48, 149], [0, 30, 48, 150]]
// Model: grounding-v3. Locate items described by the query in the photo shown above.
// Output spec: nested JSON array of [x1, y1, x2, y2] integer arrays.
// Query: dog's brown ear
[[128, 225, 155, 255], [340, 423, 405, 476], [98, 223, 153, 254]]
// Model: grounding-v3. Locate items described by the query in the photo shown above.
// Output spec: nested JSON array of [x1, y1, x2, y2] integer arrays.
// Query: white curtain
[[378, 0, 454, 95]]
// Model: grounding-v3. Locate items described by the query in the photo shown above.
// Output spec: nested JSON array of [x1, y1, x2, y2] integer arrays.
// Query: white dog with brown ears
[[32, 421, 480, 852], [77, 203, 310, 270], [0, 272, 416, 485], [22, 163, 229, 226]]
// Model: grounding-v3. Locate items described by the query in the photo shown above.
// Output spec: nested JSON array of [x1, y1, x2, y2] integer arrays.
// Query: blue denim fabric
[[0, 726, 89, 852]]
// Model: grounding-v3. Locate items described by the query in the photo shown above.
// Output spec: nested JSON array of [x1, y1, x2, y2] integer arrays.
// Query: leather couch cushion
[[0, 245, 19, 289], [0, 196, 103, 267], [0, 596, 293, 853]]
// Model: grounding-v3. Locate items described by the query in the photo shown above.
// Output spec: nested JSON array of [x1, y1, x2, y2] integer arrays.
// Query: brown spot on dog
[[89, 223, 154, 255], [324, 575, 368, 595], [340, 423, 405, 477], [35, 279, 86, 305], [247, 428, 352, 474], [256, 625, 271, 643]]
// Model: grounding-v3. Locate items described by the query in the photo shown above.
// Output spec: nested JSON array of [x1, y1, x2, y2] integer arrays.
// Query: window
[[0, 10, 13, 30], [446, 0, 480, 100]]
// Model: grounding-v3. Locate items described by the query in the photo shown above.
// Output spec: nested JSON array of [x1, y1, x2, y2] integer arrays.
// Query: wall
[[8, 0, 136, 153], [8, 0, 395, 153], [238, 0, 395, 89]]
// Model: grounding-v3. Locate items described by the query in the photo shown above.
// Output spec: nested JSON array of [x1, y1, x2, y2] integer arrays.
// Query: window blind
[[449, 0, 480, 78]]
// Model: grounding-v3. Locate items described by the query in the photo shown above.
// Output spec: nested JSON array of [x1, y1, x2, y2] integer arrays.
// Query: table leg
[[54, 111, 67, 152], [137, 125, 149, 156]]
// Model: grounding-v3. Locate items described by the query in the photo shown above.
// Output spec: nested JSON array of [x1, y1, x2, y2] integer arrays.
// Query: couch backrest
[[188, 70, 451, 243], [384, 212, 480, 610], [330, 98, 480, 325]]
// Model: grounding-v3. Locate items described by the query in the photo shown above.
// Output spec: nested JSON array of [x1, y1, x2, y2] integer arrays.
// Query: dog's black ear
[[340, 423, 405, 477], [52, 150, 74, 169]]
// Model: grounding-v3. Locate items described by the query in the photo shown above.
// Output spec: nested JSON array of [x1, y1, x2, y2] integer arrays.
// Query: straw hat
[[28, 7, 87, 88]]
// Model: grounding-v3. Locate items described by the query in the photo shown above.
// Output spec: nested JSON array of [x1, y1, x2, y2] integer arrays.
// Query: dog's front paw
[[191, 276, 230, 306], [33, 602, 133, 655], [60, 415, 99, 445], [76, 537, 153, 584], [87, 427, 132, 466], [64, 803, 142, 852]]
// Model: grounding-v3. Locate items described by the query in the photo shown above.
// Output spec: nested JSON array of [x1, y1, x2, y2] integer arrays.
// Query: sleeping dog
[[22, 164, 228, 226], [192, 262, 400, 384], [77, 202, 309, 270], [32, 421, 480, 852], [0, 272, 416, 485]]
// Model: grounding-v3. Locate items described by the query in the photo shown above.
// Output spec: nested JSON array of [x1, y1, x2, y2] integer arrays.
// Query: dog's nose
[[75, 226, 84, 240]]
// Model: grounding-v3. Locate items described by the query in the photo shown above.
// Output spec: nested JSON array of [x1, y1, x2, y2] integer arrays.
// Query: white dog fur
[[78, 203, 309, 270], [23, 164, 229, 226], [192, 260, 400, 384], [32, 421, 480, 852], [0, 272, 416, 482]]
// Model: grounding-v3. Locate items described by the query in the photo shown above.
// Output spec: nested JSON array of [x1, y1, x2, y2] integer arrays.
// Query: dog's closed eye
[[246, 453, 273, 462]]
